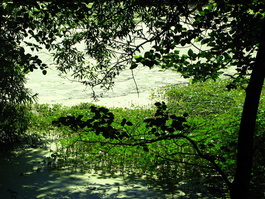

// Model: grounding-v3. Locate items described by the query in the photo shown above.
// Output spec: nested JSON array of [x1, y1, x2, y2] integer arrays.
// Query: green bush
[[0, 103, 32, 146]]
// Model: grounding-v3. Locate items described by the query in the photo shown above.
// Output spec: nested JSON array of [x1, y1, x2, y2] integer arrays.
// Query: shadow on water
[[0, 140, 230, 199], [0, 143, 171, 199]]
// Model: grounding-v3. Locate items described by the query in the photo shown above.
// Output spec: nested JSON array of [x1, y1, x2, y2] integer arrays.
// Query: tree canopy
[[2, 0, 263, 96]]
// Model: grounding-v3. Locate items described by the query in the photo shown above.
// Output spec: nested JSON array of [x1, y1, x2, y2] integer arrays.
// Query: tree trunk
[[230, 19, 265, 199]]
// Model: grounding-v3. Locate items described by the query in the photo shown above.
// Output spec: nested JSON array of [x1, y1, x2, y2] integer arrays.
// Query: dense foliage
[[2, 0, 262, 95], [2, 0, 265, 198], [25, 80, 264, 198], [0, 1, 40, 144]]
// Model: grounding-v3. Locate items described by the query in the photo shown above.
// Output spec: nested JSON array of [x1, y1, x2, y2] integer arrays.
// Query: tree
[[2, 0, 265, 198], [0, 1, 40, 144]]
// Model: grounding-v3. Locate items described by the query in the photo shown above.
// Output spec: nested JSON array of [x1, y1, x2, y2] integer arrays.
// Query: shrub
[[0, 103, 32, 147]]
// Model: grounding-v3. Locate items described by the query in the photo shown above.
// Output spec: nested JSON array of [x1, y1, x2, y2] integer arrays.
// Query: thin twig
[[131, 69, 140, 97]]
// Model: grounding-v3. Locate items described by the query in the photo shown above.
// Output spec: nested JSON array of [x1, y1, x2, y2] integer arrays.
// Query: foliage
[[26, 79, 263, 197], [2, 0, 265, 198], [51, 100, 235, 197], [0, 1, 40, 145], [0, 103, 32, 146], [154, 80, 244, 116], [23, 80, 242, 196], [3, 1, 261, 95], [159, 80, 265, 197], [131, 1, 263, 83], [37, 81, 263, 197]]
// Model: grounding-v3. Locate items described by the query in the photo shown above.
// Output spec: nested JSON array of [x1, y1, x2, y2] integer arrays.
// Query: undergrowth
[[26, 79, 265, 198]]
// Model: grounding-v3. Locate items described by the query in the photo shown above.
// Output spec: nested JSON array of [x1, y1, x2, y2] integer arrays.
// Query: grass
[[25, 79, 265, 198]]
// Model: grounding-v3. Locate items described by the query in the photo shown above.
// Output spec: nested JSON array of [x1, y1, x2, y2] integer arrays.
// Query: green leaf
[[188, 49, 194, 57], [130, 62, 138, 70], [144, 51, 153, 59], [134, 56, 144, 62]]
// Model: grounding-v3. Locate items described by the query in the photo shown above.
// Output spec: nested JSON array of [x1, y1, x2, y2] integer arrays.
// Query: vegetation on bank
[[16, 79, 265, 198], [2, 1, 265, 198]]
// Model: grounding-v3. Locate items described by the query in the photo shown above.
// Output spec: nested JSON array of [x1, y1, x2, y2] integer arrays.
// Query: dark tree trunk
[[230, 19, 265, 199]]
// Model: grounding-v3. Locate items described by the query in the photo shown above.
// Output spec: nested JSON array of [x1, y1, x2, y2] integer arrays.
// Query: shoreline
[[26, 66, 189, 108]]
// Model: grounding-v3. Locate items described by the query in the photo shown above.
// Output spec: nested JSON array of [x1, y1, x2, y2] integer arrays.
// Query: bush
[[0, 102, 32, 147]]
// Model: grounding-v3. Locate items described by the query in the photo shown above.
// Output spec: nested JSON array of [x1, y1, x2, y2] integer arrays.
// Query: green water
[[0, 144, 172, 199], [0, 140, 231, 199]]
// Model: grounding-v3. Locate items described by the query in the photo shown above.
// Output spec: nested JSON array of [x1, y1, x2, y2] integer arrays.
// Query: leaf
[[143, 146, 149, 152], [150, 128, 157, 133], [154, 102, 162, 107], [134, 55, 144, 62], [170, 115, 178, 119], [36, 58, 42, 66], [102, 131, 110, 139], [121, 118, 127, 126], [99, 107, 109, 113], [142, 59, 155, 68], [126, 121, 133, 126], [42, 70, 47, 75], [188, 49, 197, 60], [130, 62, 138, 70], [155, 111, 163, 117], [180, 40, 186, 46], [161, 104, 167, 110], [155, 132, 160, 136], [93, 112, 101, 120], [183, 113, 189, 117], [188, 49, 194, 57], [144, 51, 154, 59], [121, 132, 129, 138]]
